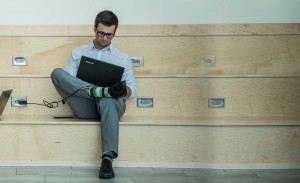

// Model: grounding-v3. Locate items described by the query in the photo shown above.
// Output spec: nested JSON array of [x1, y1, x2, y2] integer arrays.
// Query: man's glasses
[[96, 30, 114, 38]]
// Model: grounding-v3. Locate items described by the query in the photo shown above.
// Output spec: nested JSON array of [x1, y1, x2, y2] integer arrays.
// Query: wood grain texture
[[0, 124, 299, 163], [0, 24, 299, 165], [0, 35, 299, 77], [0, 24, 299, 36], [1, 115, 300, 126], [1, 77, 299, 118]]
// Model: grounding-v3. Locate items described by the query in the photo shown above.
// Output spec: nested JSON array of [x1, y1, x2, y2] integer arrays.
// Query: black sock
[[102, 152, 113, 162]]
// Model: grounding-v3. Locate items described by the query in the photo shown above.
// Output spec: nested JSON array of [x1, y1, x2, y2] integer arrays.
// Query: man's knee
[[97, 98, 126, 117], [51, 68, 68, 88], [97, 98, 120, 113], [51, 68, 64, 81], [98, 98, 118, 108]]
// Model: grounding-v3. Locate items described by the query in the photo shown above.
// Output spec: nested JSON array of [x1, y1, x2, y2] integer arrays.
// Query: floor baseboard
[[0, 160, 299, 169]]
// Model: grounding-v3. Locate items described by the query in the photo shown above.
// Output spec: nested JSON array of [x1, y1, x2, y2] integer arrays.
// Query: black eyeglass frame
[[95, 30, 115, 38]]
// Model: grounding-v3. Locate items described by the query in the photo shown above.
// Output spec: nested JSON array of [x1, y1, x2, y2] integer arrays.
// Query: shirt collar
[[89, 41, 113, 52]]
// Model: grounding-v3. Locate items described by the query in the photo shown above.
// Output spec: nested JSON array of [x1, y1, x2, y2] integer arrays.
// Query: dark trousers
[[51, 68, 126, 158]]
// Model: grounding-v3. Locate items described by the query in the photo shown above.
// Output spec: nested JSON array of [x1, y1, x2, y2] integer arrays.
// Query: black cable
[[26, 100, 60, 108], [23, 85, 93, 108]]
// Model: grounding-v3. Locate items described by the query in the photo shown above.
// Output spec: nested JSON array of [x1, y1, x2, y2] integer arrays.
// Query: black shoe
[[99, 158, 115, 179]]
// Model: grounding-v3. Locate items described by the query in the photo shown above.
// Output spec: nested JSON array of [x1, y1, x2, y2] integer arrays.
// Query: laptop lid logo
[[85, 61, 94, 65]]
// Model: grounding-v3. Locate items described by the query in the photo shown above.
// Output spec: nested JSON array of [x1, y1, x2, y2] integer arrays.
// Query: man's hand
[[108, 80, 127, 99]]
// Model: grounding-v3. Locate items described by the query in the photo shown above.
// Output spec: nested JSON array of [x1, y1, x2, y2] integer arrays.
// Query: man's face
[[94, 23, 116, 49]]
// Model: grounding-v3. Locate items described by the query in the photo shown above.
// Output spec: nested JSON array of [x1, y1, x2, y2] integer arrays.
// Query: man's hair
[[95, 10, 119, 32]]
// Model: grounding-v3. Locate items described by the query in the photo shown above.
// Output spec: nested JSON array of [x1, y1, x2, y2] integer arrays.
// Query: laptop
[[76, 56, 125, 87], [0, 89, 13, 117]]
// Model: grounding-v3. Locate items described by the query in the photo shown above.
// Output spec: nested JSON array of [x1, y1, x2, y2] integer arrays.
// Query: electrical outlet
[[208, 97, 225, 108], [130, 57, 144, 67], [12, 56, 28, 66], [202, 56, 216, 67], [137, 97, 153, 108], [11, 96, 27, 107]]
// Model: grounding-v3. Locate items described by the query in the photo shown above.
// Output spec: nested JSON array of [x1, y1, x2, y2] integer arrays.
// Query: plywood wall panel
[[0, 36, 299, 77], [0, 24, 299, 36], [1, 77, 299, 118], [0, 124, 299, 163]]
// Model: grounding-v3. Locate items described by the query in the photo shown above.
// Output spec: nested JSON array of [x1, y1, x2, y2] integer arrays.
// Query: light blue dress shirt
[[66, 41, 136, 98]]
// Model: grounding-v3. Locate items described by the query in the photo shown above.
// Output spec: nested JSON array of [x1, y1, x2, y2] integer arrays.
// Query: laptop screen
[[76, 56, 124, 87]]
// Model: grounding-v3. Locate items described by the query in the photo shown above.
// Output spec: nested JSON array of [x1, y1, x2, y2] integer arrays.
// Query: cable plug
[[18, 100, 27, 105]]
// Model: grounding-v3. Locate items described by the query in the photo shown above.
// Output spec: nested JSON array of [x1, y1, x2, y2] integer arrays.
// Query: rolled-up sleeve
[[66, 49, 81, 77], [122, 57, 137, 98]]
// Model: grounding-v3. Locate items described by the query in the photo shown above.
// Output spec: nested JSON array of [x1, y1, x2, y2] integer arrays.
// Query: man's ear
[[93, 26, 97, 33]]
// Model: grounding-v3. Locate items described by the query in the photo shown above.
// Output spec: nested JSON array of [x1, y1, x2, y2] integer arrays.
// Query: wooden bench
[[0, 24, 299, 168]]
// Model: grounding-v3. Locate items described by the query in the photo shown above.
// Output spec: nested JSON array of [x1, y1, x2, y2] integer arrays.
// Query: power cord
[[18, 85, 93, 108]]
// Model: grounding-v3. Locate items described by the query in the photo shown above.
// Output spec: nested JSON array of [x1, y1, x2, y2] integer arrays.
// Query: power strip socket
[[11, 96, 27, 107]]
